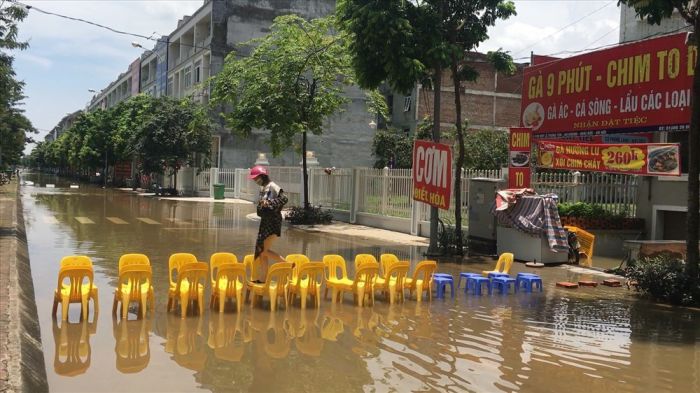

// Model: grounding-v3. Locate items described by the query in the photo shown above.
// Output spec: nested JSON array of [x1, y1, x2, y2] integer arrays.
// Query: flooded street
[[20, 173, 699, 392]]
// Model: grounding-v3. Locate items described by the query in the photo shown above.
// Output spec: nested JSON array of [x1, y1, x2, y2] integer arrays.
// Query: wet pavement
[[21, 173, 700, 392]]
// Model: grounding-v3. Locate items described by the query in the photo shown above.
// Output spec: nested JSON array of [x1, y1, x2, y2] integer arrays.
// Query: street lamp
[[369, 120, 377, 129], [131, 41, 144, 49], [88, 89, 97, 93]]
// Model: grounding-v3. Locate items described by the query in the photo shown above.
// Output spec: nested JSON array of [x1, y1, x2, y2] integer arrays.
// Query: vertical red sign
[[508, 127, 532, 189], [412, 140, 452, 210]]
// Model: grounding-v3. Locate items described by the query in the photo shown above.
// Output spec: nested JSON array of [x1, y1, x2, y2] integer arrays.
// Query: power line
[[512, 0, 616, 56], [9, 0, 209, 51]]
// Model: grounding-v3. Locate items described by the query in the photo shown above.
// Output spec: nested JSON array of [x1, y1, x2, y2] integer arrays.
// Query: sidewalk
[[0, 180, 47, 393], [118, 188, 430, 246]]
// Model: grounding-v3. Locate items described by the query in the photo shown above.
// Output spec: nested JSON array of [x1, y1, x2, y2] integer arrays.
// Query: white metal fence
[[183, 165, 639, 234], [533, 171, 639, 216]]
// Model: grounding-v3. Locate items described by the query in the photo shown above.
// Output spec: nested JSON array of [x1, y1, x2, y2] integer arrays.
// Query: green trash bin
[[213, 183, 225, 200]]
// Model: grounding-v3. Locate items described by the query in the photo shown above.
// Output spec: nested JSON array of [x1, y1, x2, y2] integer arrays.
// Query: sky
[[8, 0, 621, 153]]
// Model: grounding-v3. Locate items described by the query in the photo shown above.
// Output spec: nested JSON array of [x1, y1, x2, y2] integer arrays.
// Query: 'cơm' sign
[[412, 140, 452, 210]]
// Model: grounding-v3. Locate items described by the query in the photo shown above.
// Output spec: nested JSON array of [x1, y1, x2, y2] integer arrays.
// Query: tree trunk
[[687, 29, 700, 280], [427, 65, 443, 256], [302, 130, 310, 209], [451, 56, 465, 256]]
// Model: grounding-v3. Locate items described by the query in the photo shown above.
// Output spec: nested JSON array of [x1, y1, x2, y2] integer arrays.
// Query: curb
[[0, 181, 48, 393]]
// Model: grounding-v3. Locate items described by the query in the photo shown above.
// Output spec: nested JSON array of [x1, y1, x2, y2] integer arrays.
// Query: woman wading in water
[[249, 166, 288, 283]]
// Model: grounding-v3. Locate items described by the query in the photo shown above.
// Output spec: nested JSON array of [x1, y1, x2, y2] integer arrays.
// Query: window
[[183, 66, 192, 89], [403, 96, 412, 112], [194, 59, 202, 84], [167, 76, 173, 96]]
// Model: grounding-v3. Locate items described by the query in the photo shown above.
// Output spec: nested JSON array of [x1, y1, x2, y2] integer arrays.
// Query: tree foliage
[[29, 96, 212, 181], [462, 129, 509, 170], [617, 0, 699, 281], [371, 128, 414, 169], [211, 15, 386, 207], [0, 4, 34, 169]]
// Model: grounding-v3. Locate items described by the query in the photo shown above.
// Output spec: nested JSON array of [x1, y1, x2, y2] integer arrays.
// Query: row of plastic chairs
[[51, 252, 441, 321]]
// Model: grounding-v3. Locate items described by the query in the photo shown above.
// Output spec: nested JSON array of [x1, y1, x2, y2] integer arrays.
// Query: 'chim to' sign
[[412, 140, 452, 210]]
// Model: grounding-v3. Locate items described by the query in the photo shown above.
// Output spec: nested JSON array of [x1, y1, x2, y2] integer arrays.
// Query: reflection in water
[[165, 315, 207, 372], [208, 313, 250, 362], [112, 318, 151, 374], [22, 173, 700, 392], [52, 318, 96, 377]]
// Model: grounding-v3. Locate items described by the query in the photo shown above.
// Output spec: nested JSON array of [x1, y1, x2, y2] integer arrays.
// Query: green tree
[[338, 0, 447, 253], [372, 128, 413, 169], [617, 0, 698, 280], [0, 4, 34, 169], [133, 96, 212, 188], [463, 129, 509, 170], [211, 15, 385, 208], [338, 0, 515, 254], [441, 1, 516, 253]]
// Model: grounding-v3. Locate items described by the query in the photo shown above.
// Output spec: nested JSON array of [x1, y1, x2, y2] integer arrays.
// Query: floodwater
[[20, 173, 700, 393]]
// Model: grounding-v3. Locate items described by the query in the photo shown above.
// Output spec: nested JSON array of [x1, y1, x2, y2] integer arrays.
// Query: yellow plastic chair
[[168, 253, 198, 292], [52, 318, 96, 376], [375, 261, 410, 304], [112, 264, 154, 319], [118, 253, 150, 272], [482, 252, 514, 276], [564, 226, 595, 266], [112, 318, 151, 374], [167, 262, 208, 318], [242, 254, 256, 282], [323, 254, 353, 300], [210, 252, 238, 288], [210, 263, 247, 313], [354, 254, 378, 270], [286, 253, 311, 283], [404, 260, 437, 302], [328, 261, 379, 307], [246, 261, 293, 311], [52, 255, 99, 321], [288, 262, 325, 309], [379, 254, 401, 276]]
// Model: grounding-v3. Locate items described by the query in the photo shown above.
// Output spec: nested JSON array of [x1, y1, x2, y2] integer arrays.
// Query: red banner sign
[[508, 127, 532, 188], [412, 140, 452, 210], [536, 141, 681, 176], [522, 32, 695, 138]]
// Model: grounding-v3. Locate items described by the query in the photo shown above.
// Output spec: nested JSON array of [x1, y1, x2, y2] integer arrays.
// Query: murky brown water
[[21, 173, 700, 392]]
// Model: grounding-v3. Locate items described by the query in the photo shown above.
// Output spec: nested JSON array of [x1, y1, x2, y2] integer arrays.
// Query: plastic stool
[[433, 276, 454, 299], [467, 276, 492, 295], [515, 276, 542, 292], [488, 272, 510, 279], [518, 276, 543, 292], [515, 273, 538, 287], [492, 277, 517, 294], [433, 273, 452, 279], [458, 272, 481, 290]]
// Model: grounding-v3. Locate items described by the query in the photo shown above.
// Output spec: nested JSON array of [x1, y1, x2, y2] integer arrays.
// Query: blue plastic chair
[[517, 275, 543, 292], [433, 273, 452, 279], [492, 277, 517, 294], [457, 273, 481, 290], [467, 276, 491, 295], [488, 272, 510, 280], [433, 276, 454, 299]]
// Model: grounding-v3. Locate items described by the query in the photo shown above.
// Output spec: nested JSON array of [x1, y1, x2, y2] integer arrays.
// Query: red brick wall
[[417, 52, 524, 129]]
